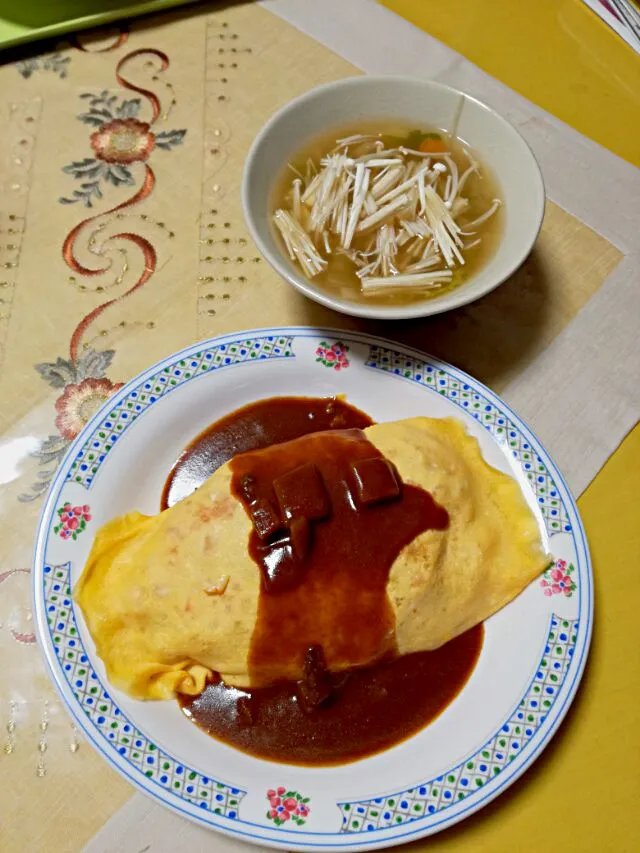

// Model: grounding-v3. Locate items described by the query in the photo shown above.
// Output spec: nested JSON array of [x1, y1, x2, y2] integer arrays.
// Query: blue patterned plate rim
[[32, 326, 593, 851]]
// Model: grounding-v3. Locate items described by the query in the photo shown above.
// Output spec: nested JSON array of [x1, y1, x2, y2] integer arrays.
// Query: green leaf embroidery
[[34, 356, 78, 388], [103, 163, 135, 188], [15, 53, 70, 80], [59, 180, 103, 208], [116, 99, 141, 119], [62, 158, 104, 180], [154, 129, 187, 150], [75, 347, 115, 381]]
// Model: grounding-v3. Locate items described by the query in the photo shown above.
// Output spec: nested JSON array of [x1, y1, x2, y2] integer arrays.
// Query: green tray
[[0, 0, 192, 51]]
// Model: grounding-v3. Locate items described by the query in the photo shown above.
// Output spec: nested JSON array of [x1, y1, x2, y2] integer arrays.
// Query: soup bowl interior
[[242, 75, 545, 321]]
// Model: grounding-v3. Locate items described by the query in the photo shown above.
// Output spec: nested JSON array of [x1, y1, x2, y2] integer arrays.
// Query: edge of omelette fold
[[74, 416, 551, 700]]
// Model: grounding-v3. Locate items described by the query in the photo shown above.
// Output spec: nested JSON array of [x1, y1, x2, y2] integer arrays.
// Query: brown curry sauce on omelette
[[164, 397, 484, 765]]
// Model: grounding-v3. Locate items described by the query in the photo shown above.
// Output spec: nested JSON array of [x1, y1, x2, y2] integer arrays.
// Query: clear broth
[[270, 120, 504, 306]]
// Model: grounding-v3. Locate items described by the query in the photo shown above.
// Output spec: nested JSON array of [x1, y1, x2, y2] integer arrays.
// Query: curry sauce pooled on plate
[[75, 396, 550, 765]]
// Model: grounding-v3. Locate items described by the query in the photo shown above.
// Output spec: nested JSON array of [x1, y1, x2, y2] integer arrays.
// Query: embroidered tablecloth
[[1, 1, 638, 851]]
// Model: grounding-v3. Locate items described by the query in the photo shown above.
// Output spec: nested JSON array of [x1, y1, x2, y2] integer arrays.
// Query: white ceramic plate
[[33, 327, 592, 851]]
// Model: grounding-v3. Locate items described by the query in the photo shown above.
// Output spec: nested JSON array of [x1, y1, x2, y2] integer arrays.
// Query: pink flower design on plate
[[54, 501, 92, 541], [265, 787, 311, 827], [540, 558, 576, 598], [315, 340, 350, 371]]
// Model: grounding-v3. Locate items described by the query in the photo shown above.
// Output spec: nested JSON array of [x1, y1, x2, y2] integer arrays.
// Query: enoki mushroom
[[273, 132, 502, 296]]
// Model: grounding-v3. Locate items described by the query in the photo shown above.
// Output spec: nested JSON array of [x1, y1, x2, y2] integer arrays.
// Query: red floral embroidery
[[315, 340, 350, 371], [540, 558, 576, 597], [55, 377, 124, 440], [266, 787, 311, 827], [91, 118, 156, 164], [21, 48, 184, 503], [60, 83, 185, 207], [54, 502, 92, 540]]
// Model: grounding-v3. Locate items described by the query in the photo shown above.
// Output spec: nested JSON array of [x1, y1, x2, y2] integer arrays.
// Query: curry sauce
[[164, 397, 483, 766]]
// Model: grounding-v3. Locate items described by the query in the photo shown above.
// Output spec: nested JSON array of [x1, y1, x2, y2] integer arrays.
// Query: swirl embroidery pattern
[[0, 569, 36, 644], [20, 49, 186, 501]]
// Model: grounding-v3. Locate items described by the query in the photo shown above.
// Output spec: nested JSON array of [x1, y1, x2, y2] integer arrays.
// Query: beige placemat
[[0, 3, 633, 852]]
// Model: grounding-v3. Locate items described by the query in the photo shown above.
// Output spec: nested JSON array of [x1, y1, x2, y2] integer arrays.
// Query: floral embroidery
[[266, 787, 311, 827], [540, 559, 576, 597], [60, 91, 186, 206], [315, 340, 350, 371], [15, 53, 71, 80], [91, 117, 156, 164], [54, 503, 92, 540], [55, 377, 124, 440], [20, 48, 181, 503], [19, 348, 119, 501]]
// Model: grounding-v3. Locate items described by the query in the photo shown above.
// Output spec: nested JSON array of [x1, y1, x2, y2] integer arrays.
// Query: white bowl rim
[[242, 74, 545, 321]]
